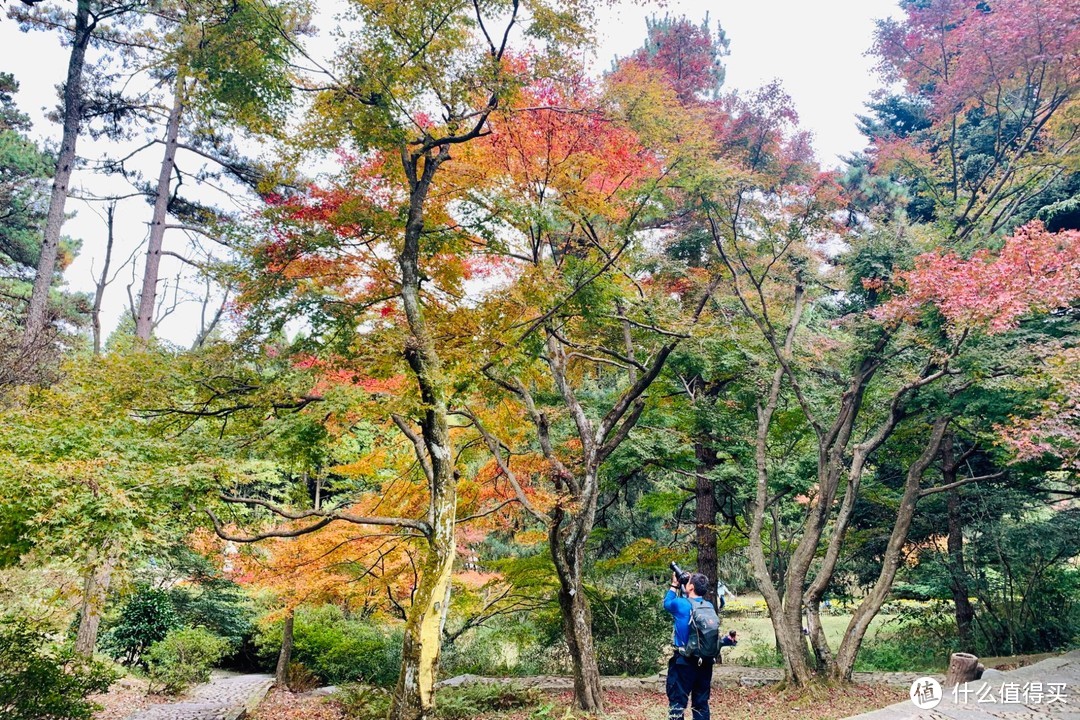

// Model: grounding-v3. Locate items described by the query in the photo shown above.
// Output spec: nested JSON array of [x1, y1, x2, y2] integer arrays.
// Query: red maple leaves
[[877, 222, 1080, 333]]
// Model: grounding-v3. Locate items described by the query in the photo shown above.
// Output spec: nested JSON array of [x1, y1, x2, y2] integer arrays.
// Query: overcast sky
[[1, 0, 901, 346]]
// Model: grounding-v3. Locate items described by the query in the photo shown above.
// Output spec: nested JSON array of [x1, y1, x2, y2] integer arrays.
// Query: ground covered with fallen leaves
[[88, 675, 162, 720], [246, 684, 907, 720]]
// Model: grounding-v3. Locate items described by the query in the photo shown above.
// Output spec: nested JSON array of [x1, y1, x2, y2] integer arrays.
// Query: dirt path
[[123, 673, 274, 720]]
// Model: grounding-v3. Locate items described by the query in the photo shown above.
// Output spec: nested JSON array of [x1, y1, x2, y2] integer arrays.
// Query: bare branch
[[218, 495, 431, 533], [391, 414, 435, 485], [919, 471, 1005, 498], [459, 408, 549, 525]]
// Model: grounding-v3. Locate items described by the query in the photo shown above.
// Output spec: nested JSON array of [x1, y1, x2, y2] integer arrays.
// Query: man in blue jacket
[[664, 571, 715, 720]]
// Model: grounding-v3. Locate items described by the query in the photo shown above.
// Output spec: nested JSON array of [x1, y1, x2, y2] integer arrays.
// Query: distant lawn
[[720, 598, 897, 665]]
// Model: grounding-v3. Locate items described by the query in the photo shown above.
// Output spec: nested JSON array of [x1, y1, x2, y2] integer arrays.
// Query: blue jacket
[[663, 590, 714, 648]]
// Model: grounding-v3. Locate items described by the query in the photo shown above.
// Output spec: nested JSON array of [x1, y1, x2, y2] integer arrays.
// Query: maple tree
[[667, 0, 1080, 685], [869, 0, 1079, 243], [211, 1, 606, 717], [0, 348, 229, 658], [446, 61, 723, 709]]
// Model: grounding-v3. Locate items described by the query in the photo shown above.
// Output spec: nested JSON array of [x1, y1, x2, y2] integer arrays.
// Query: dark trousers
[[666, 655, 713, 720]]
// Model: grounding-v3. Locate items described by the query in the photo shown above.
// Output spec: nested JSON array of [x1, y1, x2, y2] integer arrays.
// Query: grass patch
[[722, 614, 894, 666]]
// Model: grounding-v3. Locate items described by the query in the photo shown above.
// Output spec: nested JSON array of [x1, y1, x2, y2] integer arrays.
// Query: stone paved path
[[847, 650, 1080, 720], [124, 673, 274, 720]]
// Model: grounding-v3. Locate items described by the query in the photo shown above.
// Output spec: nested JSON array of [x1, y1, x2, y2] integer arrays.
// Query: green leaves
[[0, 615, 116, 720], [182, 0, 308, 134]]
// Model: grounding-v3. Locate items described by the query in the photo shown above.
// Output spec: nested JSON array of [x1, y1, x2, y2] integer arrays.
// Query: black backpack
[[679, 599, 721, 661]]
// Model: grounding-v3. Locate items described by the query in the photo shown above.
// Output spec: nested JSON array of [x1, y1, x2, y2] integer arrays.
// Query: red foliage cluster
[[874, 0, 1079, 118], [294, 354, 407, 395], [628, 15, 727, 102], [710, 81, 817, 181], [480, 77, 661, 210], [877, 222, 1080, 333]]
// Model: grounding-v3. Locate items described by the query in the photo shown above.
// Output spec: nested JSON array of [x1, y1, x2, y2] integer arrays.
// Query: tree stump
[[945, 652, 984, 686]]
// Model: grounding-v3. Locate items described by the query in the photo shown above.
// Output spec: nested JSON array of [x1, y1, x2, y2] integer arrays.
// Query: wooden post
[[275, 611, 295, 688], [945, 652, 984, 686]]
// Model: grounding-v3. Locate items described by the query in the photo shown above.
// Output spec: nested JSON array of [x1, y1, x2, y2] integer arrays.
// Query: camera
[[670, 561, 691, 589]]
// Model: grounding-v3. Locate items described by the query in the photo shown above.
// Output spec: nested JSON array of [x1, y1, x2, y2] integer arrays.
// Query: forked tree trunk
[[746, 316, 817, 687], [74, 548, 117, 658], [550, 520, 603, 712], [275, 611, 294, 687], [830, 418, 949, 680], [135, 86, 184, 341], [24, 0, 92, 343]]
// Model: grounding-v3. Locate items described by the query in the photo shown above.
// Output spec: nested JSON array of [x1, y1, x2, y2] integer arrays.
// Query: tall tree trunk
[[944, 439, 975, 648], [746, 302, 817, 687], [135, 86, 184, 341], [831, 418, 949, 680], [74, 548, 117, 658], [388, 145, 457, 720], [393, 511, 455, 720], [91, 203, 116, 356], [23, 0, 92, 343], [274, 611, 294, 687], [550, 515, 604, 712], [694, 443, 719, 606]]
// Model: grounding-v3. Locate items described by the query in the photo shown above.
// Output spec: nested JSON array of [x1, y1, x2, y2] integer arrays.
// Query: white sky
[[0, 0, 900, 346]]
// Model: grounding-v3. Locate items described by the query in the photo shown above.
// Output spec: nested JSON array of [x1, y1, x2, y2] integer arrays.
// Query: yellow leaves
[[229, 516, 423, 614], [330, 446, 391, 480], [513, 529, 548, 545]]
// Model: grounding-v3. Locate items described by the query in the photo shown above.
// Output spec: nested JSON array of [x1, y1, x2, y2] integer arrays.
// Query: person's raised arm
[[664, 572, 680, 612]]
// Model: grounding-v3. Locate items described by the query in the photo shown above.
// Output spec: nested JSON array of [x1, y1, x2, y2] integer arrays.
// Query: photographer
[[664, 567, 721, 720]]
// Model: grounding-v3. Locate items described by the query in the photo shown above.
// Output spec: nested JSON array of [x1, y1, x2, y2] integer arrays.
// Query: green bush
[[972, 565, 1080, 656], [145, 627, 229, 695], [590, 589, 670, 675], [0, 615, 116, 720], [102, 586, 180, 665], [168, 582, 255, 654], [336, 683, 391, 720], [255, 605, 402, 687], [855, 606, 956, 672], [855, 637, 946, 672], [433, 682, 540, 719], [440, 622, 535, 678]]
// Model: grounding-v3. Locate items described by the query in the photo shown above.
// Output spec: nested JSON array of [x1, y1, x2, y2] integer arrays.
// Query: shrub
[[285, 661, 320, 693], [0, 615, 116, 720], [433, 682, 540, 719], [440, 621, 535, 678], [855, 606, 956, 672], [590, 589, 670, 675], [255, 605, 402, 687], [145, 627, 229, 695], [336, 684, 391, 720], [168, 582, 255, 654], [102, 586, 180, 665]]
